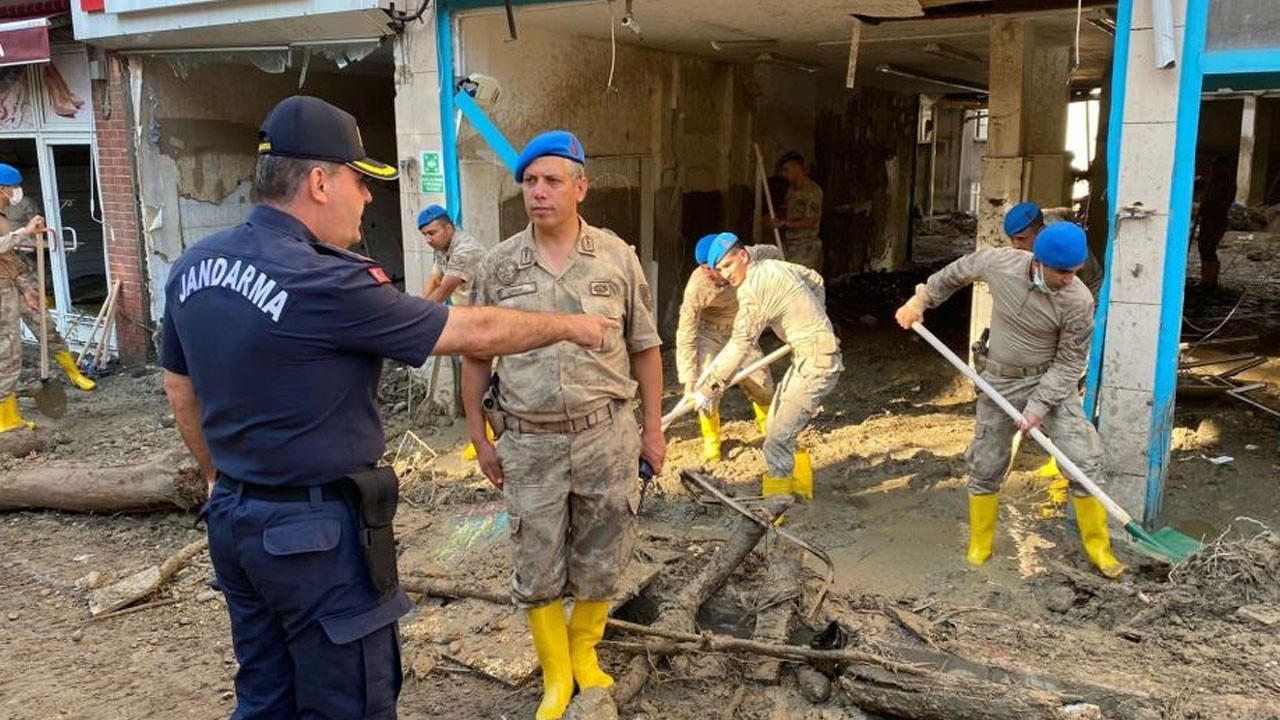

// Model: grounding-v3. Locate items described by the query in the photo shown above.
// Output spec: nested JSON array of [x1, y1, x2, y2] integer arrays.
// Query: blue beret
[[704, 232, 741, 269], [1003, 201, 1042, 237], [694, 234, 719, 265], [514, 130, 585, 182], [1033, 222, 1088, 270], [0, 164, 22, 187], [417, 204, 450, 229]]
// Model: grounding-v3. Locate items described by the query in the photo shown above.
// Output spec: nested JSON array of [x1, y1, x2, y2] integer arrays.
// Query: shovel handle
[[35, 230, 48, 378], [910, 322, 1135, 527], [660, 345, 793, 431]]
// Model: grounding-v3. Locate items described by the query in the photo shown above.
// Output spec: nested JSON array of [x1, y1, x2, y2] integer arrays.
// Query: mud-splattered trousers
[[967, 369, 1106, 497], [497, 402, 641, 607], [764, 343, 842, 477]]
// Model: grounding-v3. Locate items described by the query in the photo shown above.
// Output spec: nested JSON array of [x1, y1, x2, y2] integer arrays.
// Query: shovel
[[661, 345, 792, 431], [912, 322, 1202, 563], [33, 230, 65, 419]]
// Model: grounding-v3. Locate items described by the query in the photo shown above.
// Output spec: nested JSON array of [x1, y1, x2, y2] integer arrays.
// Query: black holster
[[346, 467, 401, 597]]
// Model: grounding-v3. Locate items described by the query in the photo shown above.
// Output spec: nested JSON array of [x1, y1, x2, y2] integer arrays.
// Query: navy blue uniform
[[161, 205, 448, 719]]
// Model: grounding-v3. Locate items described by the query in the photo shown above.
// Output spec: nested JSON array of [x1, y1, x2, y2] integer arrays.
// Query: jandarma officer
[[161, 96, 616, 720]]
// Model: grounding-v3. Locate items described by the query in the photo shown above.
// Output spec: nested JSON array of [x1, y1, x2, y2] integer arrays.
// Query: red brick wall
[[92, 53, 149, 365]]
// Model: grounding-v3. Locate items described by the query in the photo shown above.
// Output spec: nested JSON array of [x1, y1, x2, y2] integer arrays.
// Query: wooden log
[[612, 495, 791, 705], [0, 427, 43, 458], [89, 538, 209, 616], [748, 542, 803, 683], [0, 452, 204, 512], [837, 664, 1082, 720]]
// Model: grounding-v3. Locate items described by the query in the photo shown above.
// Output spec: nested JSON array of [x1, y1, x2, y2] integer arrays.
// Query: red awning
[[0, 17, 51, 67]]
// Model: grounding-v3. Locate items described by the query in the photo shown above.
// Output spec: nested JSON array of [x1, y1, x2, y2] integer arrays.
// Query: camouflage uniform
[[701, 258, 842, 478], [471, 220, 660, 608], [0, 224, 35, 397], [783, 177, 823, 273], [905, 247, 1102, 496], [430, 230, 486, 307], [675, 245, 782, 410]]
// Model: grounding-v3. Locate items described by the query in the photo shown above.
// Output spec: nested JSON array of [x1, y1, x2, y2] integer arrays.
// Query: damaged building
[[44, 0, 1280, 542]]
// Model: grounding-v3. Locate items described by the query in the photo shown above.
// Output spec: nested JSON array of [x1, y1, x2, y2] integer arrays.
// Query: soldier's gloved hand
[[690, 390, 713, 413], [474, 439, 504, 489], [894, 303, 923, 330]]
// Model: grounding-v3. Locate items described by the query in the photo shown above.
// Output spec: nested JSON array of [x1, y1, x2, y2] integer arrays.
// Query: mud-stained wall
[[457, 13, 819, 338], [815, 82, 917, 276], [136, 56, 400, 320]]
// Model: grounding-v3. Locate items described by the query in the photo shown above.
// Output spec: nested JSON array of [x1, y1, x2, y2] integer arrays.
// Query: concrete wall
[[454, 12, 828, 337], [134, 55, 399, 322], [814, 82, 917, 275]]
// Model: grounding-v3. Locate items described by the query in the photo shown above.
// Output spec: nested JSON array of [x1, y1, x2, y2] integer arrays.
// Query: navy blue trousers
[[207, 482, 411, 719]]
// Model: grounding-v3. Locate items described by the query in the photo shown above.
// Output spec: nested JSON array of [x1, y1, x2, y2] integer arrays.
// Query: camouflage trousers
[[20, 302, 66, 354], [696, 328, 775, 416], [783, 239, 823, 274], [764, 351, 842, 478], [497, 401, 640, 608], [967, 372, 1105, 496], [0, 286, 21, 397]]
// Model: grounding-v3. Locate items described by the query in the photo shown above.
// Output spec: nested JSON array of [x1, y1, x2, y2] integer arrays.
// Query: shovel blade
[[35, 378, 66, 419], [1124, 521, 1203, 564]]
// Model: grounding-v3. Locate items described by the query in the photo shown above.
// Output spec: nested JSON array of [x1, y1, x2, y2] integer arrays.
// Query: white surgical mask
[[1031, 263, 1056, 295], [6, 187, 22, 204]]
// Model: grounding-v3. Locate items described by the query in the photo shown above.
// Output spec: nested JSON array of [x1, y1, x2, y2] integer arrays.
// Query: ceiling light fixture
[[921, 42, 982, 65], [710, 38, 779, 52], [756, 52, 822, 73], [875, 63, 986, 94]]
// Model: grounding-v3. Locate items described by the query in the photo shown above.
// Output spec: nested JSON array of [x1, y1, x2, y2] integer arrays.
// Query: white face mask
[[6, 187, 22, 204], [1031, 263, 1055, 295]]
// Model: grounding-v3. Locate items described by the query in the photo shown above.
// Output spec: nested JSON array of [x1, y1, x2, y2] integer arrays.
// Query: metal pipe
[[1151, 0, 1176, 68]]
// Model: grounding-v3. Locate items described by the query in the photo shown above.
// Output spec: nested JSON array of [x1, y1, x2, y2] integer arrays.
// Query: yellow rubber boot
[[1036, 457, 1061, 479], [793, 449, 813, 500], [0, 394, 34, 433], [966, 493, 999, 566], [698, 411, 722, 462], [762, 473, 794, 526], [1072, 495, 1126, 579], [567, 600, 613, 690], [751, 401, 769, 436], [462, 422, 497, 461], [526, 601, 574, 720], [53, 350, 96, 391]]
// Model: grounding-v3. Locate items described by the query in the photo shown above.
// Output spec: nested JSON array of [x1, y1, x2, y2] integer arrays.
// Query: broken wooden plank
[[89, 538, 208, 616]]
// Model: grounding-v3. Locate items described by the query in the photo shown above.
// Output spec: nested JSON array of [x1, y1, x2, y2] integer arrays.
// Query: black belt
[[218, 475, 346, 503]]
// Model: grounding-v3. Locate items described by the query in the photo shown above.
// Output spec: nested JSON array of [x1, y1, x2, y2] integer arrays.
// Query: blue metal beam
[[1201, 47, 1280, 76], [436, 1, 461, 221], [1083, 0, 1135, 419], [454, 89, 518, 172], [1145, 0, 1211, 524]]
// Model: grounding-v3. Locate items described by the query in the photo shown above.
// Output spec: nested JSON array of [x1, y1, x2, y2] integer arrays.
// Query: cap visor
[[348, 158, 399, 180]]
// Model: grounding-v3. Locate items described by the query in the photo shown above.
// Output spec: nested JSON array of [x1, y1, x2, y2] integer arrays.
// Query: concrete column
[[1025, 45, 1071, 208], [1237, 95, 1258, 205], [394, 14, 454, 410], [1248, 99, 1273, 206], [1095, 5, 1187, 523], [971, 19, 1031, 348]]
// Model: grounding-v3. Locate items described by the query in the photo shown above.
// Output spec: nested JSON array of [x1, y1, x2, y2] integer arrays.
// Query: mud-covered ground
[[1, 231, 1278, 720]]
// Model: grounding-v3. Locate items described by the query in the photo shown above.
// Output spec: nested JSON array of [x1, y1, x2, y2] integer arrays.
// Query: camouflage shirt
[[471, 219, 661, 422], [431, 230, 486, 307], [906, 246, 1095, 419], [784, 177, 823, 246], [675, 244, 783, 384], [702, 258, 839, 390]]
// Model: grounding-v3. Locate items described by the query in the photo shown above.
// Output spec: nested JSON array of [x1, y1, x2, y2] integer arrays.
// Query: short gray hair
[[252, 155, 342, 204]]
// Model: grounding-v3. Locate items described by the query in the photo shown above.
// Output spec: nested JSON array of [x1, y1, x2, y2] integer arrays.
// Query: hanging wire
[[605, 0, 619, 94]]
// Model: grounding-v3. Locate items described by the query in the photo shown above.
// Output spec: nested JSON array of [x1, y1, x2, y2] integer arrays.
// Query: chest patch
[[589, 281, 614, 297], [368, 266, 391, 285], [497, 282, 537, 301]]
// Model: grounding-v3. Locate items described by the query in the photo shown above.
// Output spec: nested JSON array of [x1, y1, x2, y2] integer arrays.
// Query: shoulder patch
[[368, 266, 391, 285], [639, 283, 653, 311], [589, 281, 614, 297]]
